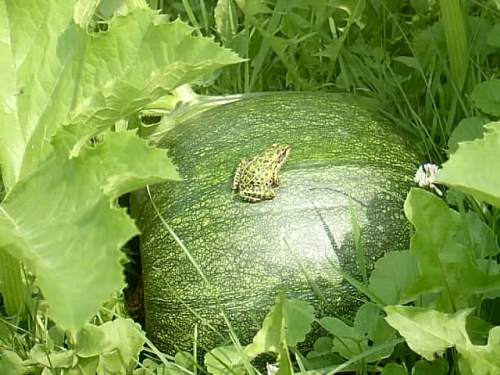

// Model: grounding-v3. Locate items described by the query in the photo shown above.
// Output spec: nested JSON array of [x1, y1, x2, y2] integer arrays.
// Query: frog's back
[[241, 157, 276, 188]]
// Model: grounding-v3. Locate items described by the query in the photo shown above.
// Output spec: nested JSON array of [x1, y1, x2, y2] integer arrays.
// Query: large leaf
[[0, 129, 179, 329], [438, 122, 500, 207], [459, 326, 500, 375], [245, 296, 315, 357], [75, 319, 145, 373], [320, 303, 397, 362], [411, 359, 449, 375], [447, 117, 488, 154], [0, 350, 26, 375], [385, 306, 500, 374], [0, 0, 242, 329], [471, 81, 500, 116], [0, 1, 243, 189], [244, 295, 314, 375], [205, 346, 246, 375], [368, 250, 419, 305], [402, 188, 500, 310], [381, 363, 406, 375], [384, 306, 472, 361]]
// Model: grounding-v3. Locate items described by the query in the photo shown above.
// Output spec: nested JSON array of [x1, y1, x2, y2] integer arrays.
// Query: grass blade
[[440, 0, 469, 89]]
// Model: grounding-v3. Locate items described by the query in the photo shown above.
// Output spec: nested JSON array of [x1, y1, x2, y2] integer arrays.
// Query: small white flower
[[267, 363, 279, 375], [414, 163, 443, 196]]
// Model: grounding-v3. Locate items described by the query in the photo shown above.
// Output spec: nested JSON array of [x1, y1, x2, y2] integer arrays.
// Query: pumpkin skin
[[133, 92, 420, 353]]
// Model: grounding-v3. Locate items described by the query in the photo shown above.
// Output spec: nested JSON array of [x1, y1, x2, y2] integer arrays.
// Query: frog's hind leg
[[232, 159, 247, 190], [239, 187, 276, 202], [239, 193, 261, 203]]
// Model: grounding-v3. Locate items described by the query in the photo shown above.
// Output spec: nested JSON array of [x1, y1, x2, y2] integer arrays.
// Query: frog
[[232, 144, 291, 202]]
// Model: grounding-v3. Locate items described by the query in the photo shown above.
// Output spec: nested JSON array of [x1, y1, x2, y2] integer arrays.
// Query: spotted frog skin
[[232, 144, 291, 202]]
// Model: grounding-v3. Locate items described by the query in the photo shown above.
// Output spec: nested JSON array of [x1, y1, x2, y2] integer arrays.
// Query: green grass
[[157, 0, 499, 162]]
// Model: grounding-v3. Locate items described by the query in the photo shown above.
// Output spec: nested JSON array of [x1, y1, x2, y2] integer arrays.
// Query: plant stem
[[181, 0, 203, 35], [440, 0, 469, 89], [0, 249, 25, 316]]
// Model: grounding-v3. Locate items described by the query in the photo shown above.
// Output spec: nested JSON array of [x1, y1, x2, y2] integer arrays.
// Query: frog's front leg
[[239, 187, 276, 202], [232, 159, 247, 190], [272, 170, 281, 187]]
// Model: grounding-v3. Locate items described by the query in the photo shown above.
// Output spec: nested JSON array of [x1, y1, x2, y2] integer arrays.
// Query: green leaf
[[459, 326, 500, 375], [410, 0, 433, 15], [49, 325, 67, 347], [312, 337, 334, 353], [205, 295, 315, 375], [234, 0, 272, 17], [29, 345, 76, 368], [447, 117, 488, 154], [354, 303, 382, 338], [205, 346, 246, 375], [413, 22, 447, 70], [332, 0, 366, 24], [320, 316, 360, 347], [245, 296, 315, 357], [0, 321, 11, 346], [466, 315, 494, 345], [0, 130, 178, 330], [96, 0, 142, 19], [458, 211, 499, 258], [486, 23, 500, 48], [368, 250, 419, 305], [97, 351, 123, 375], [393, 56, 422, 70], [214, 0, 238, 42], [75, 325, 108, 358], [132, 358, 186, 375], [75, 319, 144, 374], [0, 2, 243, 188], [385, 306, 500, 374], [0, 6, 235, 331], [320, 303, 397, 362], [73, 0, 102, 29], [438, 122, 500, 208], [471, 80, 500, 116], [68, 356, 99, 375], [283, 299, 316, 346], [0, 350, 26, 375], [97, 319, 144, 371], [277, 347, 293, 375], [384, 306, 472, 361], [174, 351, 194, 370], [381, 363, 406, 375], [73, 0, 149, 31], [411, 359, 449, 375], [402, 188, 500, 309]]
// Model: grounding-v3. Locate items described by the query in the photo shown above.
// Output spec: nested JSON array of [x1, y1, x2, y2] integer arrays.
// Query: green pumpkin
[[133, 92, 420, 353]]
